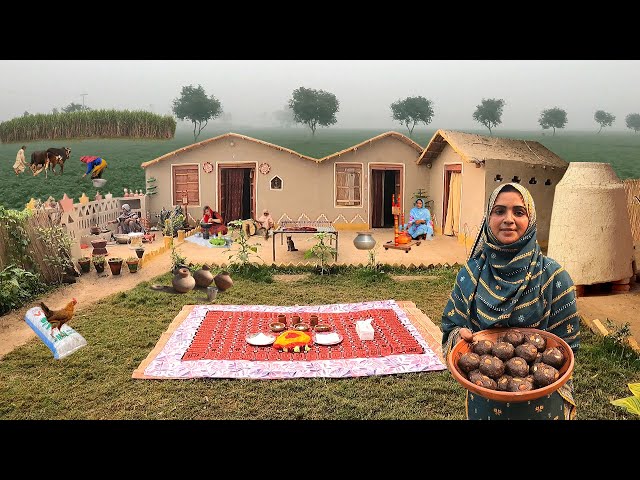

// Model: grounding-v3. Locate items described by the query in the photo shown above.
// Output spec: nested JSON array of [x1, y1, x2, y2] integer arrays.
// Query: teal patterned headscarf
[[442, 182, 580, 353]]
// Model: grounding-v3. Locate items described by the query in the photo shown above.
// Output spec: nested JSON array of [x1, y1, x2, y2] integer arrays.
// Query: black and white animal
[[46, 147, 71, 175], [286, 236, 298, 251]]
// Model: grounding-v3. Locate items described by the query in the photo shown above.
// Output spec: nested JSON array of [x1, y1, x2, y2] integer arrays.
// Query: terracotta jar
[[172, 267, 196, 293], [193, 264, 214, 288], [214, 271, 233, 291]]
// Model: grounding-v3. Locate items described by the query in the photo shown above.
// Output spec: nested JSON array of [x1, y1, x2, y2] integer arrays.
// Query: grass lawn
[[0, 265, 638, 420]]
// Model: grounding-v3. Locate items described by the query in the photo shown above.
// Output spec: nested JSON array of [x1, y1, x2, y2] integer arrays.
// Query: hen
[[40, 298, 77, 336]]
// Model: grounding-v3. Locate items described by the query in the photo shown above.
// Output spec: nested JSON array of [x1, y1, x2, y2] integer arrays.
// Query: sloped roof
[[318, 131, 423, 162], [416, 129, 568, 168], [140, 132, 318, 168]]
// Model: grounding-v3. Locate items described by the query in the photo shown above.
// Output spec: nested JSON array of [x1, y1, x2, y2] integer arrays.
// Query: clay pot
[[90, 226, 101, 235], [214, 271, 233, 292], [193, 264, 215, 288], [78, 258, 91, 273], [353, 232, 376, 250], [172, 267, 196, 293], [108, 258, 123, 275], [135, 247, 145, 259]]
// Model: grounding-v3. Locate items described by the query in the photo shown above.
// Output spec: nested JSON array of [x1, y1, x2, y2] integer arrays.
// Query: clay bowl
[[448, 327, 574, 403], [292, 323, 311, 332], [314, 324, 332, 333], [113, 233, 130, 244], [270, 322, 286, 333]]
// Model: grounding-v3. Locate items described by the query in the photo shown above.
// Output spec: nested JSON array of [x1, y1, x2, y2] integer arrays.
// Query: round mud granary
[[547, 162, 634, 286]]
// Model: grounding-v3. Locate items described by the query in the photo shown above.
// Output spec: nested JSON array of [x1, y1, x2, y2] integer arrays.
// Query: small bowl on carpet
[[270, 322, 286, 333], [313, 324, 332, 333], [293, 323, 311, 332]]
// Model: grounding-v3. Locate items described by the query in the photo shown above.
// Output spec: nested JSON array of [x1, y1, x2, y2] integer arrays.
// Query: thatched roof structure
[[416, 129, 568, 168]]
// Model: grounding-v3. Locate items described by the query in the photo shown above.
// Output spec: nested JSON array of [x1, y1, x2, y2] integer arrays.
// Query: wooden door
[[218, 164, 256, 223], [442, 164, 462, 233], [370, 165, 402, 228]]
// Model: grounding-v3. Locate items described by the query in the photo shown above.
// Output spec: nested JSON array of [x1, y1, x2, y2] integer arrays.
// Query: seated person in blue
[[405, 198, 434, 240]]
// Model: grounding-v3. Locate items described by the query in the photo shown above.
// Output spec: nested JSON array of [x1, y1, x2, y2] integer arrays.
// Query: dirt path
[[0, 253, 171, 359]]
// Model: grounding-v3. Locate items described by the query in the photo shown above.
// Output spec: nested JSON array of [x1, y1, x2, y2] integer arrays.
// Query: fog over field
[[1, 60, 639, 131]]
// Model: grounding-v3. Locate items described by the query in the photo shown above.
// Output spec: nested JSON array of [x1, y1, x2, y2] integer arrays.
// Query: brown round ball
[[507, 376, 534, 392], [492, 341, 515, 361], [542, 347, 565, 370], [533, 363, 560, 387], [468, 369, 484, 384], [497, 375, 512, 391], [458, 352, 481, 373], [524, 332, 547, 351], [503, 329, 526, 346], [515, 343, 539, 363], [470, 372, 498, 390], [505, 356, 529, 377], [478, 355, 505, 379], [472, 339, 494, 356]]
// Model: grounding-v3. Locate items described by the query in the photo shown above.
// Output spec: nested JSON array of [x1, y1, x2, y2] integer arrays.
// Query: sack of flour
[[24, 306, 87, 359]]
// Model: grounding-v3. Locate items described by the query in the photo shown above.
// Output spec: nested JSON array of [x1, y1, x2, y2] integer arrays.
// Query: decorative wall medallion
[[203, 162, 214, 173], [259, 162, 271, 175]]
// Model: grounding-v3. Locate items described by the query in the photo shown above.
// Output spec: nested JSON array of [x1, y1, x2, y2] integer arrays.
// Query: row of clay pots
[[172, 265, 233, 293]]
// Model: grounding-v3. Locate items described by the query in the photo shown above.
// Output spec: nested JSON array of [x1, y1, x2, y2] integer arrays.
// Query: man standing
[[13, 145, 26, 175]]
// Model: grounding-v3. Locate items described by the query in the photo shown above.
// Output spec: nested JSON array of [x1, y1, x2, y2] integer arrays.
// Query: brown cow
[[46, 147, 71, 175]]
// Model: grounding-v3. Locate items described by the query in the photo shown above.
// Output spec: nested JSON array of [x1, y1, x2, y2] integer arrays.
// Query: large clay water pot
[[397, 231, 411, 244], [172, 267, 196, 293], [193, 264, 214, 288], [214, 271, 233, 292], [353, 232, 376, 250]]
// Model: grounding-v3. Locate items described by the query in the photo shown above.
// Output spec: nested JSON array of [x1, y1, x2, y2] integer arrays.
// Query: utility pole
[[80, 93, 88, 110]]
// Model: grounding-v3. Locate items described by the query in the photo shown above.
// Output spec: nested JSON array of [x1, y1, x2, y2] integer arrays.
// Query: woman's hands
[[459, 328, 474, 342]]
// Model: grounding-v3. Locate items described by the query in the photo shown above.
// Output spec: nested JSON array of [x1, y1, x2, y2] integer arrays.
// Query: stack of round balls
[[456, 329, 565, 392]]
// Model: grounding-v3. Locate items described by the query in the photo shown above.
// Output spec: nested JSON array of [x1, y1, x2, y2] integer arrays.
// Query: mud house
[[140, 130, 568, 245], [417, 129, 568, 248]]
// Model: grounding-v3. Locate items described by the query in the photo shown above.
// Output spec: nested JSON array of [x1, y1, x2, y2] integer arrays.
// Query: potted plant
[[92, 254, 106, 273], [126, 256, 140, 273], [78, 256, 91, 273], [108, 257, 123, 275]]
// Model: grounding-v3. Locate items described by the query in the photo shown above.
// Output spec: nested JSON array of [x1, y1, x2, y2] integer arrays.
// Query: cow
[[46, 147, 71, 175], [30, 150, 50, 178]]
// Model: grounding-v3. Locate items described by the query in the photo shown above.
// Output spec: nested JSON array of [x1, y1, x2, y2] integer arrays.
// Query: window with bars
[[335, 163, 362, 207], [172, 165, 200, 206]]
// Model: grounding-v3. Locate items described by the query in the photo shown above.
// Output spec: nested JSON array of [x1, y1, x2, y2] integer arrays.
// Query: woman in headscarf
[[405, 198, 434, 240], [80, 156, 108, 179], [441, 182, 580, 420], [201, 205, 228, 236]]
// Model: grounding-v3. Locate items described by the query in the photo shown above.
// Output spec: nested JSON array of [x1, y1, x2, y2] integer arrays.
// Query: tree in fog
[[539, 107, 568, 136], [594, 110, 615, 133], [472, 98, 505, 135], [273, 105, 295, 128], [625, 113, 640, 133], [51, 108, 59, 115], [288, 86, 339, 136], [63, 102, 89, 113], [172, 84, 222, 142], [390, 96, 434, 138]]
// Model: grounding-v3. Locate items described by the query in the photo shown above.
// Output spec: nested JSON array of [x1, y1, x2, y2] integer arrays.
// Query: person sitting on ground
[[13, 145, 26, 175], [81, 156, 108, 179], [256, 208, 275, 239], [109, 203, 143, 234], [405, 198, 434, 240], [441, 182, 580, 420], [201, 205, 228, 236]]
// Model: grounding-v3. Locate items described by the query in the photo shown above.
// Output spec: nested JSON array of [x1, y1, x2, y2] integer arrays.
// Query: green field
[[1, 127, 639, 211]]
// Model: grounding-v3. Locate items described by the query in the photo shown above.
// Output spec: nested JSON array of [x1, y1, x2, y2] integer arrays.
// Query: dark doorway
[[219, 164, 255, 223], [371, 167, 401, 228]]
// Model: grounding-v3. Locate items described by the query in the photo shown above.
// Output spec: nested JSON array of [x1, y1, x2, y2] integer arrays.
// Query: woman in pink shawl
[[80, 156, 108, 179]]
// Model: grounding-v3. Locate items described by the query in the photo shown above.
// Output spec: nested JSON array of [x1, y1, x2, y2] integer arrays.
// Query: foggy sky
[[1, 60, 639, 131]]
